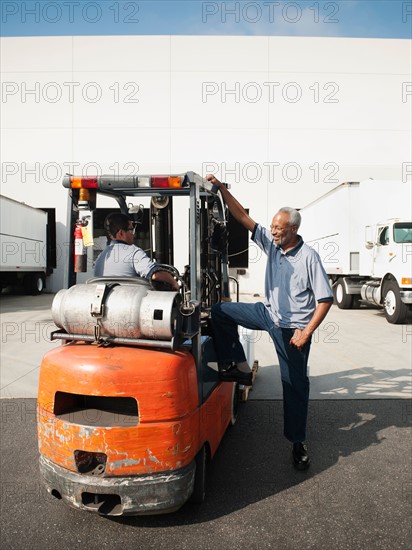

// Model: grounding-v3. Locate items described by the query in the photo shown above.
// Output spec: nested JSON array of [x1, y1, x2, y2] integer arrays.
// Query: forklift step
[[240, 360, 259, 402]]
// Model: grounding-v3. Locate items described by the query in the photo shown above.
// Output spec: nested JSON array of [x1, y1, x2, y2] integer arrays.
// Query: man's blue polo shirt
[[94, 240, 159, 278], [252, 224, 333, 329]]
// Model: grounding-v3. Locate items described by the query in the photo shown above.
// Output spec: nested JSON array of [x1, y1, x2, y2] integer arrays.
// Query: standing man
[[94, 212, 179, 290], [206, 175, 333, 470]]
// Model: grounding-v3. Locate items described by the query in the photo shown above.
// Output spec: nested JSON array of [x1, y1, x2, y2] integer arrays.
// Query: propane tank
[[73, 222, 87, 272], [52, 283, 181, 341]]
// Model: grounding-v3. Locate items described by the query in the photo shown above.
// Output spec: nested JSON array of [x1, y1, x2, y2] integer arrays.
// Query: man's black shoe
[[219, 365, 253, 386], [292, 442, 310, 470], [217, 362, 232, 373]]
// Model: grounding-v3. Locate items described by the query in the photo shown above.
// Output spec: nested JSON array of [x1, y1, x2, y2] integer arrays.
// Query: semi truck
[[299, 180, 412, 324], [0, 194, 54, 294]]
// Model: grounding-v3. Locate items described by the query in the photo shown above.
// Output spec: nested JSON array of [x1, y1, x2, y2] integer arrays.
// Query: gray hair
[[278, 207, 301, 229]]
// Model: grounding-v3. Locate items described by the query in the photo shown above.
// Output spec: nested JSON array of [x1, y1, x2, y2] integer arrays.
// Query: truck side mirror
[[365, 241, 374, 250]]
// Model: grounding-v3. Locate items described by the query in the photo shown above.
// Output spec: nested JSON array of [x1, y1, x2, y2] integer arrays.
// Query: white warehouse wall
[[1, 35, 411, 293]]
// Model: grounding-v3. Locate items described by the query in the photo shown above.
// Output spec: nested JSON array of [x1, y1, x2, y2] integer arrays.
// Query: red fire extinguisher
[[74, 221, 87, 272]]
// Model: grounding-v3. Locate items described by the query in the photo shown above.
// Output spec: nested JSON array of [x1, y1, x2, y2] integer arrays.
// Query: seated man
[[94, 212, 179, 290]]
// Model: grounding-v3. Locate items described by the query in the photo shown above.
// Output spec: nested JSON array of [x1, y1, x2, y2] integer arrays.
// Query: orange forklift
[[37, 172, 243, 516]]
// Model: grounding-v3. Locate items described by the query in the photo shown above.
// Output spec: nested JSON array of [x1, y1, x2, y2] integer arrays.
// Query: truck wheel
[[24, 273, 45, 295], [383, 281, 409, 324], [334, 278, 353, 309], [352, 295, 362, 309], [190, 445, 207, 504]]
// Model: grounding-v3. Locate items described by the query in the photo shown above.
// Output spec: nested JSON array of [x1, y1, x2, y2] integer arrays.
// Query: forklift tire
[[230, 383, 240, 426], [334, 278, 353, 309], [383, 280, 409, 324], [190, 445, 208, 504], [24, 273, 45, 295]]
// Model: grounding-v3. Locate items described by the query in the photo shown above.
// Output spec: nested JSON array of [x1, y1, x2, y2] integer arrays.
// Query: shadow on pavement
[[113, 399, 410, 527], [1, 399, 411, 548], [309, 367, 412, 399]]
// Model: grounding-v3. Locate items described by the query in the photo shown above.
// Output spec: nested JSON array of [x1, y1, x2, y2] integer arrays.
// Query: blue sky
[[1, 0, 411, 38]]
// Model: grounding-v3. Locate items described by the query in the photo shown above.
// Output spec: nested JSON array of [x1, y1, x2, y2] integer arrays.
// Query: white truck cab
[[361, 219, 411, 322], [300, 181, 412, 324]]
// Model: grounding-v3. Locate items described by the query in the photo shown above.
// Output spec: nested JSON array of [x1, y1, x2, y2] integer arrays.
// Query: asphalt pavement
[[0, 293, 411, 549], [1, 398, 411, 550]]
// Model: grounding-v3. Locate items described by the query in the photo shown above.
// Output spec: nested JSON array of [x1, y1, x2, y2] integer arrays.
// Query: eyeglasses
[[270, 224, 295, 232], [126, 227, 136, 234]]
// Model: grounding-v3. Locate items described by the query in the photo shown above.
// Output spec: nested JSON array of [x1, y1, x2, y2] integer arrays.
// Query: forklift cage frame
[[62, 171, 230, 405]]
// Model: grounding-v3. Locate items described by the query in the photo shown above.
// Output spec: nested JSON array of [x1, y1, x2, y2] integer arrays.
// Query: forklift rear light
[[137, 176, 151, 188], [168, 176, 182, 188], [79, 188, 90, 200], [151, 176, 182, 188], [70, 177, 98, 189], [152, 176, 169, 188]]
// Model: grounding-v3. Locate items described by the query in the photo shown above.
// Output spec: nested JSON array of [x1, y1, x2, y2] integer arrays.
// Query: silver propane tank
[[52, 282, 181, 341]]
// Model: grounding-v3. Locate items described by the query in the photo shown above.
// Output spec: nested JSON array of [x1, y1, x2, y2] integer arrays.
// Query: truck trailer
[[0, 195, 53, 294], [299, 180, 412, 324]]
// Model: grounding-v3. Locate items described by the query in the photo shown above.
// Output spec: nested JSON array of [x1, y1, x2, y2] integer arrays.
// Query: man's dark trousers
[[211, 301, 311, 443]]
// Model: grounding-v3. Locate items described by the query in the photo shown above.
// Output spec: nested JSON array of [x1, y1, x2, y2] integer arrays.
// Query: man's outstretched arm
[[206, 174, 257, 233]]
